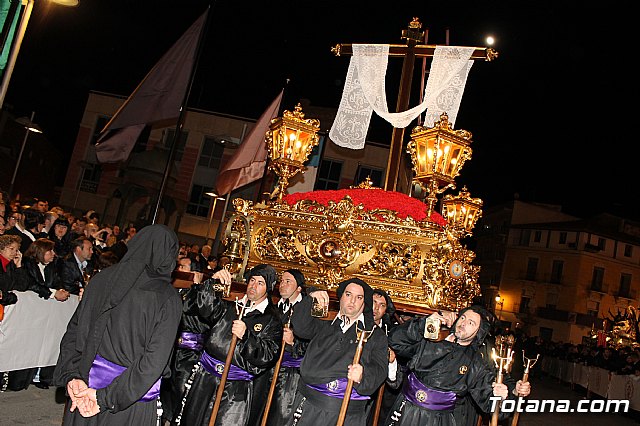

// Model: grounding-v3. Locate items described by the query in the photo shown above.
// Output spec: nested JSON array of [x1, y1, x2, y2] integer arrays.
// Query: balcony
[[536, 307, 570, 322], [589, 282, 609, 296], [584, 243, 602, 253]]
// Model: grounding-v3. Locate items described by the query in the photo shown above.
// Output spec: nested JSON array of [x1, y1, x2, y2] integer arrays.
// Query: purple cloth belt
[[281, 351, 303, 368], [402, 372, 457, 411], [177, 332, 204, 351], [88, 354, 160, 402], [307, 378, 370, 400], [200, 351, 254, 381]]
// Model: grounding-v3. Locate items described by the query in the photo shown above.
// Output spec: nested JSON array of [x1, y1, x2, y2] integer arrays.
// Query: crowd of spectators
[[0, 189, 229, 391]]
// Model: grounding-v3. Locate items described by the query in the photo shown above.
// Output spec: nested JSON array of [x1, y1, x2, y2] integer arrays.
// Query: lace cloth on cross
[[330, 44, 476, 149]]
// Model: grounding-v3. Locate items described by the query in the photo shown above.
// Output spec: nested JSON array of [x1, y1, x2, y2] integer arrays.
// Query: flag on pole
[[95, 10, 208, 163], [215, 89, 284, 196]]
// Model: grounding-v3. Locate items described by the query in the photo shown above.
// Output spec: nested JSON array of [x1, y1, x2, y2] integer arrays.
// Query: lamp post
[[205, 191, 224, 245], [495, 295, 504, 322], [8, 110, 42, 200], [0, 0, 79, 109]]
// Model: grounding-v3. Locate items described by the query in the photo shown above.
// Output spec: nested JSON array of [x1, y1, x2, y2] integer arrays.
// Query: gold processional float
[[220, 106, 483, 315], [219, 19, 496, 315]]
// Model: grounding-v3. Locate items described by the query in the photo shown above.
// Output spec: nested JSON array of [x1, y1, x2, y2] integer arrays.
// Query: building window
[[186, 184, 213, 217], [624, 244, 633, 257], [545, 292, 558, 310], [199, 137, 225, 169], [619, 273, 632, 298], [79, 164, 102, 194], [519, 296, 531, 314], [534, 231, 541, 243], [315, 159, 343, 190], [597, 237, 606, 250], [559, 232, 567, 244], [550, 260, 563, 284], [539, 327, 554, 342], [525, 257, 538, 281], [354, 165, 384, 187], [91, 116, 111, 145], [165, 129, 188, 162], [519, 230, 531, 246], [591, 267, 604, 291]]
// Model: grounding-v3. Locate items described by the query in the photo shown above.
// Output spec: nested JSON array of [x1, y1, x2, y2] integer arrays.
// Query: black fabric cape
[[53, 224, 182, 425], [175, 282, 283, 426], [385, 317, 516, 426], [287, 295, 388, 426]]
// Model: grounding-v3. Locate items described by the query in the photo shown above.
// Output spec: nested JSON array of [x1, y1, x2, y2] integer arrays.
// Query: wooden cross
[[332, 17, 498, 192]]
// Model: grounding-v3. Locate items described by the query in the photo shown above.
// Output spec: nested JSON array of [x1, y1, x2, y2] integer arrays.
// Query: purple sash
[[177, 332, 204, 351], [307, 378, 370, 400], [281, 351, 303, 368], [88, 354, 160, 402], [402, 372, 457, 411], [200, 351, 254, 381]]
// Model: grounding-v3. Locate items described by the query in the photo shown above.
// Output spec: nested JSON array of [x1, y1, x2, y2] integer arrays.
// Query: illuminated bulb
[[486, 36, 495, 45]]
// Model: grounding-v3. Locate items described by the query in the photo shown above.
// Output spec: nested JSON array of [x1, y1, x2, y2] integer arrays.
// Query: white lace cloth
[[330, 45, 476, 149]]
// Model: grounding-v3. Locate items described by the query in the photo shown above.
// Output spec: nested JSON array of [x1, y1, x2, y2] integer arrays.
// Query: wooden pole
[[208, 301, 250, 426], [489, 365, 503, 426], [371, 383, 386, 426], [260, 324, 289, 426], [336, 328, 371, 426], [511, 353, 538, 426]]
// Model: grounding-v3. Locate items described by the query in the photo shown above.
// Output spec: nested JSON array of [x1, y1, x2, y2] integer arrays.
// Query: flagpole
[[151, 6, 211, 224]]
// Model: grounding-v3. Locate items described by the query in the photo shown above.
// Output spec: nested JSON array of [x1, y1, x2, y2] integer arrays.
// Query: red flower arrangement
[[283, 188, 447, 227]]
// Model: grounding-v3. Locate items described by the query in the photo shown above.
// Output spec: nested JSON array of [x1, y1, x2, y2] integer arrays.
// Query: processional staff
[[371, 324, 391, 425], [260, 308, 293, 426], [336, 325, 375, 426], [511, 352, 539, 426], [208, 298, 253, 426], [490, 335, 514, 426]]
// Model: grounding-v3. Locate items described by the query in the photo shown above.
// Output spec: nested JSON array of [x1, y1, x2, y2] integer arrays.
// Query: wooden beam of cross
[[331, 17, 498, 192]]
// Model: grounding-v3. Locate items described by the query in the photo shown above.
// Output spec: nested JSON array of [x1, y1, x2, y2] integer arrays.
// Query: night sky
[[5, 1, 637, 219]]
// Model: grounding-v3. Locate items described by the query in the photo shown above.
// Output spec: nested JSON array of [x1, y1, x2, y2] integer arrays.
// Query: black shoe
[[33, 382, 49, 390]]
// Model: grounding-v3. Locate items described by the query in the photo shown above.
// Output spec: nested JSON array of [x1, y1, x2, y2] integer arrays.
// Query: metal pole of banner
[[151, 6, 211, 224]]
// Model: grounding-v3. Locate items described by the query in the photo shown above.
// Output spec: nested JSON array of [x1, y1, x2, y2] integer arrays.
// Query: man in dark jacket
[[59, 236, 94, 296]]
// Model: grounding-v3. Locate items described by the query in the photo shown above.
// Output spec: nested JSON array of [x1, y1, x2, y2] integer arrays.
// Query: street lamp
[[0, 0, 80, 108], [205, 191, 224, 244], [8, 110, 42, 200], [495, 295, 504, 322]]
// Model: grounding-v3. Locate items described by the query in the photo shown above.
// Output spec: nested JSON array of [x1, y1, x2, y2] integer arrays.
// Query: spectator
[[59, 237, 95, 296]]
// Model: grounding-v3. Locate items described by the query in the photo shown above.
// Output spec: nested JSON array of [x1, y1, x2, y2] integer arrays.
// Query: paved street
[[0, 375, 638, 425]]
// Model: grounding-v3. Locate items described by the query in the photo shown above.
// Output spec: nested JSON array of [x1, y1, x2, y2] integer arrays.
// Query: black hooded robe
[[286, 285, 389, 426], [385, 316, 509, 426], [174, 280, 283, 426], [53, 224, 182, 425]]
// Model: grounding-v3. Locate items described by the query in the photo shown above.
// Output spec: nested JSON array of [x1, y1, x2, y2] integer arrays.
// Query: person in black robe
[[53, 224, 182, 425], [367, 289, 403, 426], [160, 283, 212, 424], [286, 277, 389, 426], [263, 268, 311, 426], [174, 264, 283, 426], [384, 305, 531, 426]]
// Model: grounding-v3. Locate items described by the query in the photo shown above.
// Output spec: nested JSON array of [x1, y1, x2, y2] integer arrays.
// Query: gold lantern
[[407, 112, 473, 215], [441, 186, 483, 239], [265, 103, 320, 199]]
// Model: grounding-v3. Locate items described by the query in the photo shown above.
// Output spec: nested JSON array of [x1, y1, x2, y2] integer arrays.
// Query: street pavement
[[0, 374, 639, 425]]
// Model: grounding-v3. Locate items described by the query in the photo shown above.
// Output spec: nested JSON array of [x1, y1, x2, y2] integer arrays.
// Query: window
[[525, 257, 538, 281], [619, 273, 632, 298], [624, 244, 633, 257], [79, 164, 102, 194], [597, 237, 606, 250], [519, 296, 531, 314], [315, 159, 343, 190], [91, 116, 111, 145], [165, 129, 188, 162], [534, 231, 541, 243], [559, 232, 567, 244], [550, 260, 563, 284], [186, 184, 213, 217], [539, 327, 553, 342], [354, 165, 384, 187], [591, 267, 604, 291], [199, 137, 225, 169], [519, 230, 531, 246], [545, 292, 558, 310]]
